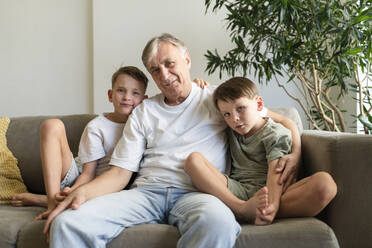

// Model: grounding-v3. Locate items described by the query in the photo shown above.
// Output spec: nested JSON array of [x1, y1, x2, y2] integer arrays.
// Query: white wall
[[0, 0, 92, 117], [1, 0, 318, 128], [92, 0, 230, 113], [92, 0, 308, 126]]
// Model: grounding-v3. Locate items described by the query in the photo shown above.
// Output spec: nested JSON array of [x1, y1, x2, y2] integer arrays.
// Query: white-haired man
[[44, 33, 301, 248]]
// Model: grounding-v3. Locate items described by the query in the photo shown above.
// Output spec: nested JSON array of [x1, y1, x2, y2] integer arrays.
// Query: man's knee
[[194, 196, 239, 232], [51, 210, 74, 235]]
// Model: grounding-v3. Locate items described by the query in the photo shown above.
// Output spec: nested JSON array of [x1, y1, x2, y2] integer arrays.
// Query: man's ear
[[256, 96, 264, 111], [108, 89, 113, 103], [184, 51, 191, 69]]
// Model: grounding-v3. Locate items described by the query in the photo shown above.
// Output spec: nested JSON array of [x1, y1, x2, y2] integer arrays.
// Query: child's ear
[[108, 89, 113, 102], [144, 95, 148, 99], [256, 96, 264, 111]]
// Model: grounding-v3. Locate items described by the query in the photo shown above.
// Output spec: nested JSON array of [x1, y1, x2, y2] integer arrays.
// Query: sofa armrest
[[301, 130, 372, 248]]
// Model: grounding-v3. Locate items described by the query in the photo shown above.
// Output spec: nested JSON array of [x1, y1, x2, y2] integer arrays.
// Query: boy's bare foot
[[255, 203, 277, 225], [236, 186, 269, 222], [12, 193, 47, 207], [254, 187, 278, 225]]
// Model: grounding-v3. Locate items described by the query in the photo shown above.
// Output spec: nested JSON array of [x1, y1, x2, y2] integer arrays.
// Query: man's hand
[[43, 187, 87, 240], [276, 152, 301, 192], [193, 78, 210, 89], [35, 208, 54, 220]]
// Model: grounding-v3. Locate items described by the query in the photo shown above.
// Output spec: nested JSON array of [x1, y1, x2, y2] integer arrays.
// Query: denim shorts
[[60, 157, 81, 190]]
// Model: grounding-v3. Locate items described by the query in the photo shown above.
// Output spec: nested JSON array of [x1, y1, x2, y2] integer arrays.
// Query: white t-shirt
[[110, 84, 229, 190], [78, 114, 125, 177]]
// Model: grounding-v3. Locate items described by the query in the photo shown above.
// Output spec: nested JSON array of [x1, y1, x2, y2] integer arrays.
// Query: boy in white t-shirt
[[11, 66, 149, 219]]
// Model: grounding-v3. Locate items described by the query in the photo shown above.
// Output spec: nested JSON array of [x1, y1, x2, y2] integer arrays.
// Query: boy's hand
[[193, 78, 210, 89], [276, 152, 300, 192], [43, 187, 87, 241], [55, 187, 72, 202]]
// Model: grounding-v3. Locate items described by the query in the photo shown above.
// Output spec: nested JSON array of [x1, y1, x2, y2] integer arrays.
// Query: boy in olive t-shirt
[[184, 77, 337, 225]]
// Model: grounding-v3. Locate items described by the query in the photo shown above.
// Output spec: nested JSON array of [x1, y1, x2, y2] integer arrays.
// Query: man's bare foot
[[236, 186, 269, 222], [12, 193, 47, 207]]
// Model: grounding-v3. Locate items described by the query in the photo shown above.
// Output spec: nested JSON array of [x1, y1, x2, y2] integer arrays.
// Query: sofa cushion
[[106, 217, 338, 248], [6, 115, 96, 194], [235, 218, 339, 248], [0, 205, 44, 248], [3, 207, 338, 248], [0, 117, 27, 204]]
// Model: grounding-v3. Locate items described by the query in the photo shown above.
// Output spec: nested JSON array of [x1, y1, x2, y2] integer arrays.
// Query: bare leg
[[36, 119, 73, 219], [278, 171, 337, 217], [184, 152, 268, 222], [255, 159, 283, 225]]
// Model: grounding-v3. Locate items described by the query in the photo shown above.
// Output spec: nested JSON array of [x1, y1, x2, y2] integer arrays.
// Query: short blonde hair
[[213, 77, 259, 110], [142, 33, 187, 69]]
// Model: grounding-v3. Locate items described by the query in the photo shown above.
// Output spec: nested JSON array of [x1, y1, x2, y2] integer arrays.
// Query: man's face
[[147, 42, 192, 105]]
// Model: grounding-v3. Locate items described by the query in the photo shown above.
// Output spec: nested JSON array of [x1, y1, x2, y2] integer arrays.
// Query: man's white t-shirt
[[110, 83, 228, 190], [79, 114, 125, 177]]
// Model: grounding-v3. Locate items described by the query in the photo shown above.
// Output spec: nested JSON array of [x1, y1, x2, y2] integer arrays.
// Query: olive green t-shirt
[[228, 118, 292, 200]]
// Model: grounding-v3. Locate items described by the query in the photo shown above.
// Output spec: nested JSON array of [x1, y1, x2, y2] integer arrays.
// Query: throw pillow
[[0, 117, 27, 204]]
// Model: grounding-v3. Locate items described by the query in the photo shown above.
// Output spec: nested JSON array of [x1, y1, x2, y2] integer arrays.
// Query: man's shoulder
[[143, 93, 163, 106], [130, 93, 163, 119]]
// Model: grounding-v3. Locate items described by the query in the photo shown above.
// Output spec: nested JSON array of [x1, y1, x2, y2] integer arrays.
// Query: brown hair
[[111, 66, 148, 91], [213, 77, 259, 110], [142, 33, 187, 69]]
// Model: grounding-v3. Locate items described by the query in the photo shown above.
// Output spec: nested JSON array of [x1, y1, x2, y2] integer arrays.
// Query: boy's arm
[[265, 159, 283, 216], [43, 165, 132, 235], [266, 109, 301, 191], [70, 161, 97, 190], [55, 161, 98, 202]]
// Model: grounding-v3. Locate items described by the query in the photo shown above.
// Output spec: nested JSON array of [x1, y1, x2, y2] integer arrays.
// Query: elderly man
[[44, 33, 301, 248]]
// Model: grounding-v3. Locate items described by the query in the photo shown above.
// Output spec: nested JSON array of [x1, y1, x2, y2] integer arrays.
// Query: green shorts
[[226, 176, 260, 201]]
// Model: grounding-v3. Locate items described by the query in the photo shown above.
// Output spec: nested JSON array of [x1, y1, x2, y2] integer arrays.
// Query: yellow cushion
[[0, 117, 27, 204]]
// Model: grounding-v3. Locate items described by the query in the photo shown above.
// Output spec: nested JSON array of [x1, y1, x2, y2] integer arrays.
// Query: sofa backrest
[[5, 108, 303, 194], [271, 107, 303, 134], [6, 114, 96, 194]]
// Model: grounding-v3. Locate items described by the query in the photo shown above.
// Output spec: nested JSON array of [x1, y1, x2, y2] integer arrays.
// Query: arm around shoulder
[[266, 109, 301, 190]]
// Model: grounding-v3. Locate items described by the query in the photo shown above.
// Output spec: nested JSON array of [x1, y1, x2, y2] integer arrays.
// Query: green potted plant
[[204, 0, 371, 133]]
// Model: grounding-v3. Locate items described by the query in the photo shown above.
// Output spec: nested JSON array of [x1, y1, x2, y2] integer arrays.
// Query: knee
[[312, 172, 337, 205], [184, 152, 203, 173], [51, 211, 75, 234], [40, 119, 65, 138], [196, 200, 239, 233]]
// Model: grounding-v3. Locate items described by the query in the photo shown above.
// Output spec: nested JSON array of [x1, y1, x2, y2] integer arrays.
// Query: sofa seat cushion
[[0, 205, 44, 248], [107, 217, 338, 248], [0, 205, 338, 248], [236, 217, 339, 248]]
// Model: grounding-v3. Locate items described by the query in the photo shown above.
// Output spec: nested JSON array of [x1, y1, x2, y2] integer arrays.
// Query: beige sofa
[[1, 109, 370, 247]]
